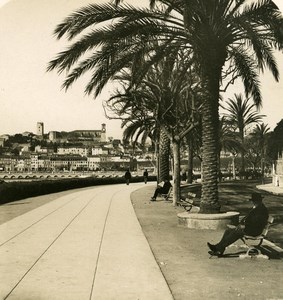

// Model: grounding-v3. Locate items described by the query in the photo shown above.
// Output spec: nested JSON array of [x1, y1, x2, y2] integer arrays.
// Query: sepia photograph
[[0, 0, 283, 299]]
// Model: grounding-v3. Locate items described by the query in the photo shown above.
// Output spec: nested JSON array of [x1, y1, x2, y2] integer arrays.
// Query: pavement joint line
[[0, 194, 79, 248], [89, 187, 126, 300], [3, 193, 101, 300], [0, 186, 107, 246]]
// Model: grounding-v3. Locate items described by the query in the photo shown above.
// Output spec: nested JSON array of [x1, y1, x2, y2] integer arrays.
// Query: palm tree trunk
[[232, 155, 236, 179], [172, 140, 181, 206], [218, 150, 222, 182], [187, 138, 193, 184], [154, 139, 160, 180], [199, 70, 222, 213], [240, 151, 245, 175], [261, 148, 265, 184], [240, 132, 245, 175], [159, 125, 170, 182]]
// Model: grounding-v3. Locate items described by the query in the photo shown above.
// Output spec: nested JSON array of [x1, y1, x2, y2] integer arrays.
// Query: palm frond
[[228, 46, 262, 107]]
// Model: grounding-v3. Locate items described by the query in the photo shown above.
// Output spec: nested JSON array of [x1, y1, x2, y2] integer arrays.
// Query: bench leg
[[239, 247, 269, 259]]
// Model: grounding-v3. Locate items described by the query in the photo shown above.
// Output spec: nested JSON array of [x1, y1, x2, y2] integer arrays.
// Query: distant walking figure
[[143, 169, 149, 184], [124, 169, 132, 185]]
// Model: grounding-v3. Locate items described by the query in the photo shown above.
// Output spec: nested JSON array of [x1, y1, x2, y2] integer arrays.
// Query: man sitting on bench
[[151, 178, 172, 201], [207, 192, 269, 256]]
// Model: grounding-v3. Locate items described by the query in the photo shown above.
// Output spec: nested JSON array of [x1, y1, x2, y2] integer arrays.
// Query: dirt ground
[[131, 181, 283, 300]]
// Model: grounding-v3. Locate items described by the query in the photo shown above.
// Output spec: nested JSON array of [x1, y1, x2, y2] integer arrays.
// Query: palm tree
[[218, 116, 242, 179], [117, 96, 159, 176], [251, 123, 270, 180], [185, 124, 202, 183], [106, 66, 173, 182], [122, 118, 156, 150], [107, 88, 157, 151], [224, 94, 265, 174], [48, 0, 283, 213], [219, 117, 241, 156], [106, 52, 201, 204], [183, 1, 282, 213]]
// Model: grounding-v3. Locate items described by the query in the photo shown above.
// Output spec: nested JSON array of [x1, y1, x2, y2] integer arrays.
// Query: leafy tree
[[7, 134, 30, 145]]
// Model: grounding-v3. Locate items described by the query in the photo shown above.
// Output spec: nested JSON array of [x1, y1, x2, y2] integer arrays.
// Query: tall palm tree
[[107, 87, 157, 150], [107, 51, 201, 203], [219, 116, 243, 179], [114, 93, 160, 175], [184, 0, 282, 213], [218, 116, 242, 177], [224, 94, 265, 174], [107, 65, 173, 182], [251, 123, 270, 179], [185, 124, 202, 183], [48, 0, 283, 213], [122, 118, 156, 150], [219, 117, 241, 156]]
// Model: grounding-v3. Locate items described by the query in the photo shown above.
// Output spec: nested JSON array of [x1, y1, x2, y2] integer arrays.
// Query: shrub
[[0, 175, 157, 205]]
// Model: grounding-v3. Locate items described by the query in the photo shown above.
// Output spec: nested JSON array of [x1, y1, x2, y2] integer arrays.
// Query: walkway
[[256, 182, 283, 195], [0, 183, 173, 300]]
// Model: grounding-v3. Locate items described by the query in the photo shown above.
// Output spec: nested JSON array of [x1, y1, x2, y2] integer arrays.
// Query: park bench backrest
[[262, 215, 274, 237], [187, 192, 196, 198]]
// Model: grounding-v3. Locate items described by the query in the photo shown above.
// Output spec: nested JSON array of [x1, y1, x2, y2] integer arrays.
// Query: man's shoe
[[207, 242, 217, 252], [150, 197, 156, 201], [208, 250, 223, 257]]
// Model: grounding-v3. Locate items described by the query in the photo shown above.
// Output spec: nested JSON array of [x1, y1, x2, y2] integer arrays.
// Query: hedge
[[0, 175, 157, 205]]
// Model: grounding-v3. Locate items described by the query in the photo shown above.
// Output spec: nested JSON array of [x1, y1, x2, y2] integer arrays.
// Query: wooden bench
[[177, 192, 200, 212], [239, 215, 274, 259], [187, 192, 197, 199], [161, 187, 172, 201]]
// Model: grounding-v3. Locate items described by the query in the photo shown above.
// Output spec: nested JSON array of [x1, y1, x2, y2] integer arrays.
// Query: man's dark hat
[[249, 192, 264, 202]]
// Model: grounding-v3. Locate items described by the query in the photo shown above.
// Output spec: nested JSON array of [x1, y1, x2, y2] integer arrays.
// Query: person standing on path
[[124, 169, 132, 185], [143, 169, 148, 184]]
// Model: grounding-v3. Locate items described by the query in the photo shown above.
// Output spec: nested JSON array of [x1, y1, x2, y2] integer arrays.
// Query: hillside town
[[0, 122, 155, 173]]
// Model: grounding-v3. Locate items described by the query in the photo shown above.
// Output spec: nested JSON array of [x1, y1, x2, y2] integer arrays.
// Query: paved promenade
[[256, 182, 283, 195], [1, 181, 283, 300], [0, 183, 173, 300]]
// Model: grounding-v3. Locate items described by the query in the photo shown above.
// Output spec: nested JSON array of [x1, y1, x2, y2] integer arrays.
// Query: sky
[[0, 0, 283, 140]]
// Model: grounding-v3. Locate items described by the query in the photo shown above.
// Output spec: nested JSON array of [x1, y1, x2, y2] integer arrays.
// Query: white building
[[87, 156, 100, 170], [57, 146, 90, 157], [0, 138, 5, 147], [49, 131, 57, 141], [50, 155, 88, 171], [91, 146, 109, 156], [30, 154, 39, 171]]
